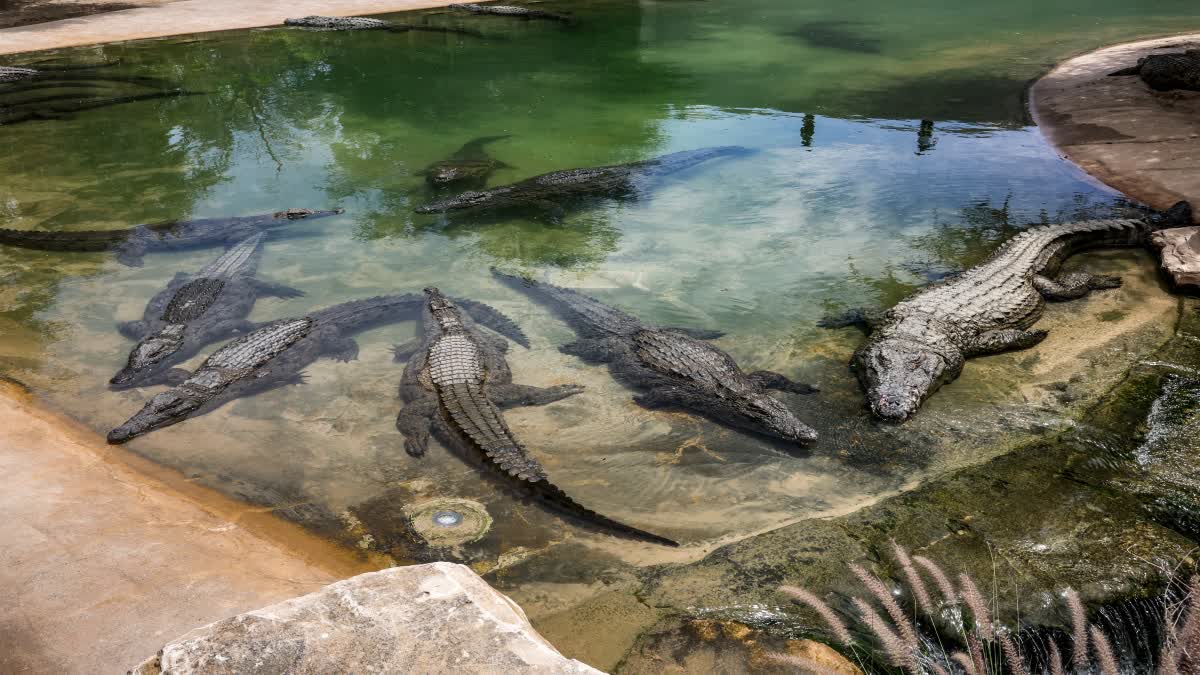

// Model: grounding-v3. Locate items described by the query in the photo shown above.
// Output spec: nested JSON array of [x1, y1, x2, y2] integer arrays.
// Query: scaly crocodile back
[[283, 16, 390, 30], [0, 66, 39, 83], [200, 318, 313, 372], [1141, 51, 1200, 91], [163, 278, 226, 323], [892, 219, 1145, 335]]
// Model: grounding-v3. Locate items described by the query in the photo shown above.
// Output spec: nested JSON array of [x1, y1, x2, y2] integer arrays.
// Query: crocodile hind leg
[[1033, 272, 1121, 301], [748, 371, 818, 394], [966, 329, 1049, 356], [488, 383, 585, 408], [114, 243, 149, 267], [397, 395, 438, 457]]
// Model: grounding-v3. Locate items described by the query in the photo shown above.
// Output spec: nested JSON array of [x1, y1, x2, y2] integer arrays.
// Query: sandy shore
[[0, 380, 383, 672], [0, 0, 464, 55], [1030, 33, 1200, 222]]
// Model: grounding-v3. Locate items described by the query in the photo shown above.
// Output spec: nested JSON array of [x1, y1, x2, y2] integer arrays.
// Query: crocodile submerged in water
[[283, 15, 487, 38], [396, 287, 677, 546], [1109, 49, 1200, 92], [107, 295, 423, 444], [0, 208, 341, 267], [0, 67, 39, 83], [491, 269, 819, 446], [420, 135, 512, 190], [837, 202, 1194, 421], [415, 146, 750, 221], [109, 233, 305, 389], [448, 3, 571, 23]]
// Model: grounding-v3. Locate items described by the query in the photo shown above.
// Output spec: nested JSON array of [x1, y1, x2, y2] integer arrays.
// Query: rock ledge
[[131, 562, 602, 674]]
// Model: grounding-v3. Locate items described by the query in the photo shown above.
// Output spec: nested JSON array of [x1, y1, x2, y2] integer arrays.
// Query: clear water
[[0, 0, 1196, 638]]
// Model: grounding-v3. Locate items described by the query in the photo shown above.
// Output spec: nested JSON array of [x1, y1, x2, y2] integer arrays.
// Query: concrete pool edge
[[0, 0, 467, 56], [0, 380, 382, 671], [1030, 32, 1200, 224]]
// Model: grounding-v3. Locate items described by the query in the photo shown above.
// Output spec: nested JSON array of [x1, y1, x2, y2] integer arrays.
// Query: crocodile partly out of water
[[421, 135, 512, 190], [109, 233, 305, 389], [1109, 49, 1200, 92], [0, 207, 341, 267], [491, 269, 819, 446], [396, 287, 678, 546], [107, 294, 423, 444], [283, 15, 487, 38], [448, 3, 572, 23], [838, 202, 1194, 421], [415, 146, 750, 222], [0, 67, 39, 83]]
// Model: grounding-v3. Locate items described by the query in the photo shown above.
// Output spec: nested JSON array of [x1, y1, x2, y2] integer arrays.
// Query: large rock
[[1152, 226, 1200, 288], [131, 562, 603, 674]]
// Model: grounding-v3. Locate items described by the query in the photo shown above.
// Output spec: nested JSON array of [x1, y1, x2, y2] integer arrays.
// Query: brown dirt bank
[[0, 0, 466, 55], [1031, 33, 1200, 223], [0, 380, 384, 673]]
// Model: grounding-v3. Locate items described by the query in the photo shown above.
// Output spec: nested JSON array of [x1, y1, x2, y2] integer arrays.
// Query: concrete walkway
[[1031, 34, 1200, 223], [0, 0, 458, 55], [0, 382, 376, 673]]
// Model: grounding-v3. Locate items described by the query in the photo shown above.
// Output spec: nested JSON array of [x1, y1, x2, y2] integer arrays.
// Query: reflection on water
[[0, 0, 1197, 620]]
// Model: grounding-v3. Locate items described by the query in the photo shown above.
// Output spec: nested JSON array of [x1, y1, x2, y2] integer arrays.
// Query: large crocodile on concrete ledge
[[395, 287, 678, 546], [492, 269, 819, 446], [283, 15, 487, 38], [107, 295, 423, 443], [109, 233, 304, 389], [0, 208, 342, 267], [448, 3, 572, 23], [415, 146, 750, 222], [1109, 49, 1200, 92], [833, 202, 1194, 421]]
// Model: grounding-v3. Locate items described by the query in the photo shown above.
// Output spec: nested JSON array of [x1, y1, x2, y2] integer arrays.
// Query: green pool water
[[1, 0, 1197, 657]]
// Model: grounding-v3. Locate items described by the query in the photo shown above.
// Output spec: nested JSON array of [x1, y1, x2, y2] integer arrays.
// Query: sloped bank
[[1030, 33, 1200, 224]]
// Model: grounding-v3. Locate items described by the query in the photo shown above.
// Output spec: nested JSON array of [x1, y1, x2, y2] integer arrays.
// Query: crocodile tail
[[439, 381, 677, 546], [0, 226, 129, 252], [530, 479, 679, 547], [489, 267, 642, 336], [308, 294, 424, 331], [453, 297, 530, 347]]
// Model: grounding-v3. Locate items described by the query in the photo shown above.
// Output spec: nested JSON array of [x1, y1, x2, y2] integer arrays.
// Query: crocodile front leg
[[488, 383, 585, 408], [117, 319, 149, 340], [316, 326, 360, 362], [748, 371, 818, 394], [966, 329, 1049, 356], [114, 242, 149, 267], [1033, 272, 1121, 301], [397, 395, 438, 457], [248, 278, 305, 299], [391, 338, 422, 362]]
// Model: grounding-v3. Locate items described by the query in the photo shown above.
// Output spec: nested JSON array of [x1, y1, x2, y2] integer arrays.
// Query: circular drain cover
[[403, 498, 492, 547]]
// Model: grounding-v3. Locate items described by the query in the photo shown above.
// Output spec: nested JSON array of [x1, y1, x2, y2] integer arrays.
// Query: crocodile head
[[109, 323, 186, 388], [271, 207, 345, 220], [732, 392, 819, 444], [415, 190, 495, 213], [107, 386, 203, 444], [854, 336, 963, 421]]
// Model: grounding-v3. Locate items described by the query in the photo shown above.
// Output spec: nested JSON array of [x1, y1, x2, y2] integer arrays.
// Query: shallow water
[[0, 0, 1197, 652]]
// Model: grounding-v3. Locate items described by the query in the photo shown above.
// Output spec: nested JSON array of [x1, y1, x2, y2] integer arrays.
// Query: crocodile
[[107, 294, 424, 444], [0, 67, 39, 83], [420, 135, 512, 190], [109, 233, 305, 389], [841, 202, 1194, 421], [491, 269, 819, 446], [415, 146, 750, 221], [283, 15, 486, 38], [396, 287, 678, 546], [448, 3, 572, 23], [1109, 49, 1200, 92], [0, 207, 341, 267]]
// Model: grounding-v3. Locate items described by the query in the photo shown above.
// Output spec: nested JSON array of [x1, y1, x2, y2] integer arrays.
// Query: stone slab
[[1031, 33, 1200, 223], [132, 562, 604, 674], [1151, 226, 1200, 287]]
